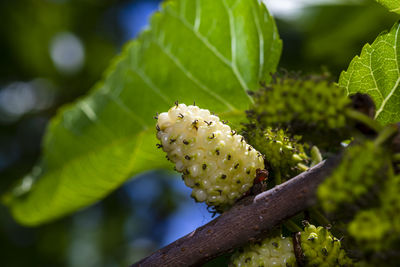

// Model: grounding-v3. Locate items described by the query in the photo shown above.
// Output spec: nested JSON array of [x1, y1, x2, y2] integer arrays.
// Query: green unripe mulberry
[[348, 174, 400, 252], [247, 75, 351, 147], [156, 103, 265, 211], [300, 222, 353, 267], [318, 140, 389, 213], [243, 126, 310, 181], [347, 209, 392, 252]]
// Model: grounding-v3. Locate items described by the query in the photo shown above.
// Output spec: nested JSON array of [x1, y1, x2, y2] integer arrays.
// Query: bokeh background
[[0, 0, 398, 266]]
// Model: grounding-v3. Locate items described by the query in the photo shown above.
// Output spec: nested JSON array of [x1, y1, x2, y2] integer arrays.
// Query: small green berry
[[300, 222, 353, 267], [243, 126, 310, 181]]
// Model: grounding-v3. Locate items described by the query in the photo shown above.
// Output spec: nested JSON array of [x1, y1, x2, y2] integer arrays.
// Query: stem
[[374, 125, 398, 147], [309, 207, 331, 226], [274, 169, 282, 186], [345, 109, 383, 133], [284, 219, 302, 233]]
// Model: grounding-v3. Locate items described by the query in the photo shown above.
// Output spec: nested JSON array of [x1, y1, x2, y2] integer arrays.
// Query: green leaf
[[375, 0, 400, 14], [339, 22, 400, 125], [5, 0, 281, 226]]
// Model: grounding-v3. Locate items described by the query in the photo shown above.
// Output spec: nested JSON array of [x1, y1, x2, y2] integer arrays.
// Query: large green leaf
[[376, 0, 400, 14], [5, 0, 281, 226], [339, 22, 400, 124]]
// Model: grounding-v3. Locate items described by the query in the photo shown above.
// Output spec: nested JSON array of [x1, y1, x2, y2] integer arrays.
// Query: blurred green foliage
[[278, 1, 399, 76], [0, 0, 119, 196], [0, 0, 118, 97], [375, 0, 400, 14], [0, 0, 141, 266]]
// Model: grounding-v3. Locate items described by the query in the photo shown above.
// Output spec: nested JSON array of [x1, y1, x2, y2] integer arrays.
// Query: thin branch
[[132, 156, 341, 267]]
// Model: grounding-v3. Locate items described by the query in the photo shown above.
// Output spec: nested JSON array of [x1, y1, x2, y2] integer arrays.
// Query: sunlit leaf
[[339, 22, 400, 125], [5, 0, 281, 226], [375, 0, 400, 14]]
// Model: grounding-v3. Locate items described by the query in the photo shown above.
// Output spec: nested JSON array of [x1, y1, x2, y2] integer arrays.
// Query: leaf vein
[[128, 66, 172, 105], [105, 93, 148, 129], [251, 1, 264, 81], [375, 23, 400, 119], [222, 0, 252, 100], [153, 40, 236, 111], [165, 8, 231, 66], [194, 0, 201, 32]]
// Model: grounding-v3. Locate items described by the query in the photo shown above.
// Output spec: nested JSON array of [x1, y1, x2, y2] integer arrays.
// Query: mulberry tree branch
[[132, 156, 341, 267]]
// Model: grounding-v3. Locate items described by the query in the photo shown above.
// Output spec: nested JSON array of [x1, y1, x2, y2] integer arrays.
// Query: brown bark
[[132, 156, 341, 267]]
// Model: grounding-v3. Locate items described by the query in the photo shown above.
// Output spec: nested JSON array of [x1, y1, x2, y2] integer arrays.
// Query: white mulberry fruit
[[230, 236, 296, 267], [156, 103, 265, 210]]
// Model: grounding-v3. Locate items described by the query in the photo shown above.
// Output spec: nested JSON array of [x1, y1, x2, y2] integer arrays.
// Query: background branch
[[132, 156, 341, 267]]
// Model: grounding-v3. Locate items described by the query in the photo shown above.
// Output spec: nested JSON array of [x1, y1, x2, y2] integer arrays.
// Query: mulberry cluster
[[317, 140, 389, 213], [230, 236, 296, 267], [230, 223, 352, 267], [156, 103, 265, 211], [247, 75, 351, 147], [243, 126, 310, 181]]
